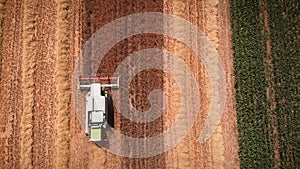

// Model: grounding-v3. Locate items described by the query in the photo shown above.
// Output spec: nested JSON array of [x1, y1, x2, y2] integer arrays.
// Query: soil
[[0, 0, 239, 168], [259, 0, 280, 168]]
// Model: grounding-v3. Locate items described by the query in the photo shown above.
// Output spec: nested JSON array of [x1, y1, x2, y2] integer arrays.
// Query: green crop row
[[267, 1, 300, 168], [230, 0, 275, 168]]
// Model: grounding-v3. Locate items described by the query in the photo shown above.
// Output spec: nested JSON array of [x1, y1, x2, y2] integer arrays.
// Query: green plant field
[[267, 1, 300, 168], [231, 0, 299, 168]]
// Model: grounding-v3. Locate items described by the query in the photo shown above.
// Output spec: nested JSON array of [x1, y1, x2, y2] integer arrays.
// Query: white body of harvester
[[78, 76, 119, 142], [85, 83, 106, 141]]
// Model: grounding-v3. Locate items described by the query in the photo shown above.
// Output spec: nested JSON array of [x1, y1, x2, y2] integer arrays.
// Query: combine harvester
[[78, 75, 119, 145]]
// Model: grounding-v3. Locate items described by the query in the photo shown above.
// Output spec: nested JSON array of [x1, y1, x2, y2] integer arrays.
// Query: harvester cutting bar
[[80, 77, 118, 81], [79, 83, 118, 88], [78, 76, 119, 89]]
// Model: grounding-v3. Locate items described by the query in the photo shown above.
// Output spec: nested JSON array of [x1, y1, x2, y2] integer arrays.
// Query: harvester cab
[[78, 76, 119, 143]]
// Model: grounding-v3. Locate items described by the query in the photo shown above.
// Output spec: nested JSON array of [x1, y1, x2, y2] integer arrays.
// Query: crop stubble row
[[0, 0, 23, 168]]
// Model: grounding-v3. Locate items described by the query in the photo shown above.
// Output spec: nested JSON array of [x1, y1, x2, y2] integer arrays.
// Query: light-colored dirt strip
[[203, 0, 227, 168], [259, 0, 280, 168], [20, 0, 38, 168], [54, 0, 71, 168], [169, 1, 194, 168], [218, 0, 240, 168]]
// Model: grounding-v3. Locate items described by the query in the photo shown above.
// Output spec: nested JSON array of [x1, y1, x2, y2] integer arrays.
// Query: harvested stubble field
[[0, 0, 240, 168]]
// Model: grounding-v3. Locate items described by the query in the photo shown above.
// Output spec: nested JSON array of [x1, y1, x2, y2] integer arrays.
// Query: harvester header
[[78, 75, 119, 89]]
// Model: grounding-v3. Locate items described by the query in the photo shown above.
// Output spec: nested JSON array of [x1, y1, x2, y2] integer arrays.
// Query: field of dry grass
[[0, 0, 239, 168]]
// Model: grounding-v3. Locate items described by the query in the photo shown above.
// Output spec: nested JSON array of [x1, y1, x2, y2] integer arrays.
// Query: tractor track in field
[[0, 0, 239, 168]]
